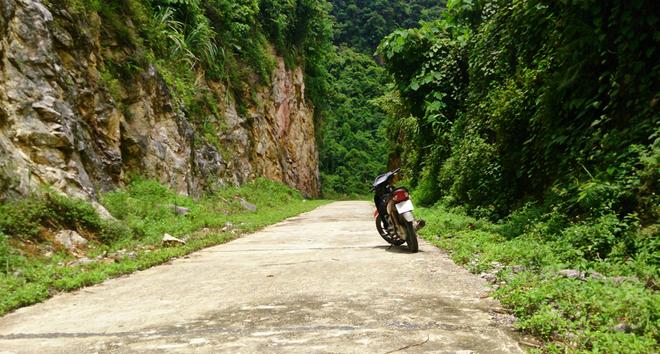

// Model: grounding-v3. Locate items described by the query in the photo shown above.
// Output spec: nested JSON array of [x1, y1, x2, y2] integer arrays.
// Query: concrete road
[[0, 201, 523, 353]]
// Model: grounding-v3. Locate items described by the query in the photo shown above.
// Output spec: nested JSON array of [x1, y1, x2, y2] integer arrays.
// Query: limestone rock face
[[0, 0, 320, 201]]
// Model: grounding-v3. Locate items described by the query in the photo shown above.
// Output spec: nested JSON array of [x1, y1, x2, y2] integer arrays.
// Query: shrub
[[559, 214, 623, 261], [0, 198, 46, 241], [45, 194, 105, 232], [0, 192, 116, 244], [438, 135, 505, 214], [494, 203, 545, 239], [98, 220, 132, 244], [0, 231, 8, 274]]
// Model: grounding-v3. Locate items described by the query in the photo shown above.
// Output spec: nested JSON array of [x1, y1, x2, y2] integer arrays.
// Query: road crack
[[383, 334, 430, 353]]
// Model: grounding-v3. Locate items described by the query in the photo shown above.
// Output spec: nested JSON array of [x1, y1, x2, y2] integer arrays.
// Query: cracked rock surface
[[0, 201, 522, 353], [0, 0, 319, 201]]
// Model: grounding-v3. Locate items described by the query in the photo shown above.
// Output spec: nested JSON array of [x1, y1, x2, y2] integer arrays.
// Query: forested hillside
[[329, 0, 444, 53], [319, 0, 445, 196], [377, 0, 658, 350], [319, 47, 389, 194], [378, 0, 658, 219]]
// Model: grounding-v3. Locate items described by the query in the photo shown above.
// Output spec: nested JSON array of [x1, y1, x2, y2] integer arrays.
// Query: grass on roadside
[[415, 204, 658, 353], [0, 178, 328, 316]]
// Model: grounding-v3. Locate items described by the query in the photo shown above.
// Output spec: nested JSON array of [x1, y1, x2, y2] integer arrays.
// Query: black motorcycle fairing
[[372, 172, 393, 189], [371, 168, 400, 190]]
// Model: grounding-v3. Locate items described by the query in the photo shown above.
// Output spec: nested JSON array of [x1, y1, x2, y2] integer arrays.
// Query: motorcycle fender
[[387, 200, 406, 240], [401, 211, 414, 222]]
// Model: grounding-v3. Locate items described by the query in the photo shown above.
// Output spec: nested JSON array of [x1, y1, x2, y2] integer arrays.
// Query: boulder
[[558, 269, 585, 280], [611, 322, 632, 333], [558, 269, 607, 281], [480, 273, 497, 284], [221, 221, 234, 232], [610, 276, 638, 284], [54, 230, 88, 251], [162, 233, 186, 246], [68, 257, 94, 267], [174, 206, 190, 215], [238, 198, 257, 212]]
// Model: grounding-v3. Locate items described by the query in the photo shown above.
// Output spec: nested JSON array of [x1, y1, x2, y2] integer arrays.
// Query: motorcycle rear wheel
[[405, 221, 419, 253]]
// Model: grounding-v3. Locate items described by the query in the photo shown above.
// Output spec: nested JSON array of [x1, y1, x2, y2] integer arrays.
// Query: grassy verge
[[0, 178, 328, 316], [416, 205, 658, 353]]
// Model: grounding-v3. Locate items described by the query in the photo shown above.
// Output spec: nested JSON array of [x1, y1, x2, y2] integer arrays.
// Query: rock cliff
[[0, 0, 320, 203]]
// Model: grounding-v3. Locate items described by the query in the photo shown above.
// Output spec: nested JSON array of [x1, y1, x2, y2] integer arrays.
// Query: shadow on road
[[372, 245, 422, 254]]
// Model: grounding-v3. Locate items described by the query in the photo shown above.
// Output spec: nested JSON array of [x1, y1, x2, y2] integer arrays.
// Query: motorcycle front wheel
[[404, 221, 418, 253], [375, 216, 405, 246]]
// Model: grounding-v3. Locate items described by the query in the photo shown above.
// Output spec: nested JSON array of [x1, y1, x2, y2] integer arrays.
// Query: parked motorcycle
[[370, 168, 422, 253]]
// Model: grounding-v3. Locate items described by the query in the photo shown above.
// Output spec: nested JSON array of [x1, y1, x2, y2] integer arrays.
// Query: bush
[[0, 198, 46, 241], [558, 214, 623, 261], [493, 203, 544, 239], [438, 135, 505, 214], [377, 0, 658, 223], [0, 192, 127, 245], [0, 231, 8, 274], [46, 194, 105, 232], [98, 220, 132, 244]]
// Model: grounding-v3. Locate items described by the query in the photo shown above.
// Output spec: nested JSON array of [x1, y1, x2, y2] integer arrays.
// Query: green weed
[[416, 204, 659, 352]]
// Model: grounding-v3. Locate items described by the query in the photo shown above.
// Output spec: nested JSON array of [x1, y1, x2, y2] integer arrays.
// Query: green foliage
[[98, 68, 123, 103], [46, 0, 335, 158], [0, 231, 8, 274], [319, 1, 448, 195], [329, 0, 446, 53], [0, 192, 127, 244], [401, 19, 660, 336], [0, 198, 46, 241], [101, 177, 307, 243], [416, 204, 659, 351], [377, 19, 470, 205], [377, 0, 659, 224], [500, 275, 658, 351], [0, 179, 328, 315], [319, 47, 390, 195], [438, 135, 503, 212]]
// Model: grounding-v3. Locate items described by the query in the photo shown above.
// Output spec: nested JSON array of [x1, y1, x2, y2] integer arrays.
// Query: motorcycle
[[370, 168, 423, 253]]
